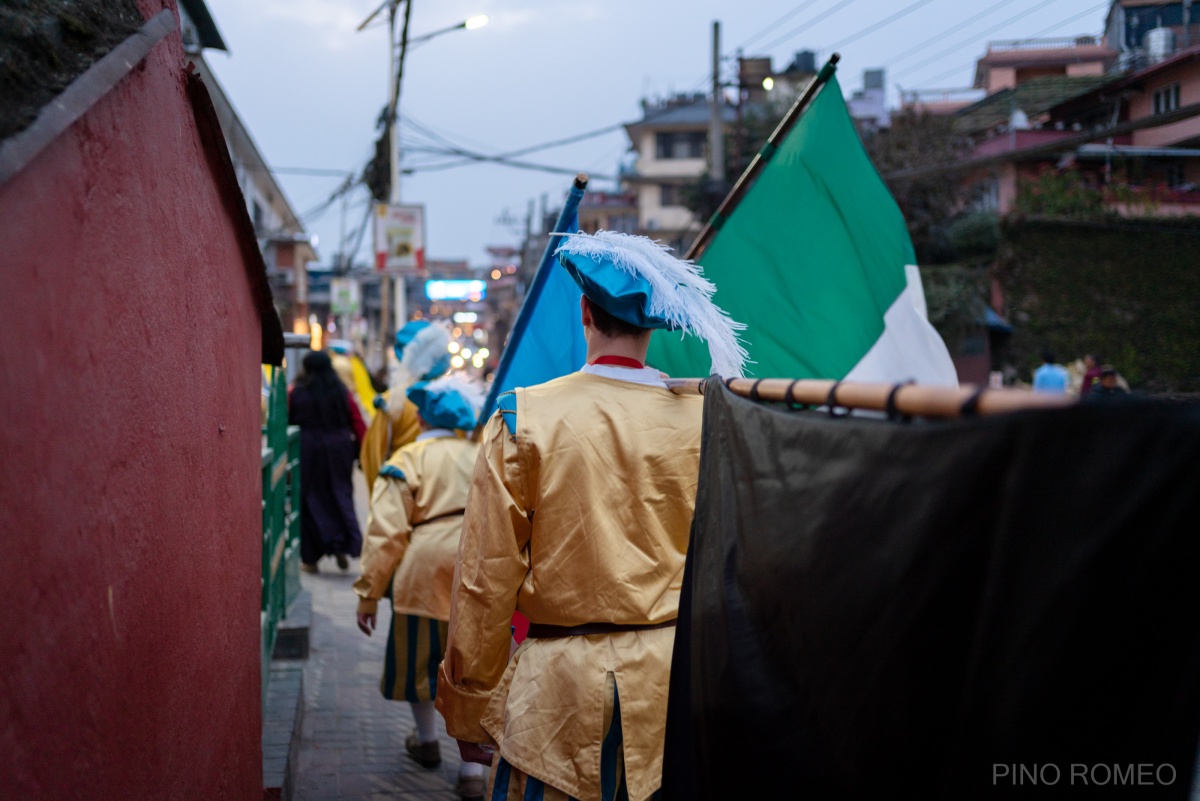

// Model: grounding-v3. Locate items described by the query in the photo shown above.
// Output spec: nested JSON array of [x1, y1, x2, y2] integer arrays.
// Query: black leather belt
[[417, 509, 465, 527], [525, 619, 677, 639]]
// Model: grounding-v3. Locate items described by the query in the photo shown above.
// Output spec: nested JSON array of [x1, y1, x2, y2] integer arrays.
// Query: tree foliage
[[863, 108, 975, 263]]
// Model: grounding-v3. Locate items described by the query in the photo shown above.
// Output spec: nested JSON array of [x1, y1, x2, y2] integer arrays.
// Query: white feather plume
[[402, 322, 451, 381], [556, 230, 748, 378], [382, 322, 452, 415], [421, 373, 486, 419]]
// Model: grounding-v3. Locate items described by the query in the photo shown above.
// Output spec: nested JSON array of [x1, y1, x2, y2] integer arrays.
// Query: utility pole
[[391, 0, 411, 337], [709, 21, 725, 185], [374, 0, 413, 362]]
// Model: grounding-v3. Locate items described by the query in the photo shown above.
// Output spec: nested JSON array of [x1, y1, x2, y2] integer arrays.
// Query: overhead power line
[[826, 0, 940, 51], [915, 1, 1113, 88], [892, 0, 1063, 80], [884, 0, 1024, 68], [757, 0, 858, 55], [734, 0, 825, 52]]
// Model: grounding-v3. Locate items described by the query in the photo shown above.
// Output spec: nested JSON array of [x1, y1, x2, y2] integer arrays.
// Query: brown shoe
[[335, 553, 349, 570], [300, 562, 318, 574], [457, 773, 485, 800], [405, 732, 441, 768]]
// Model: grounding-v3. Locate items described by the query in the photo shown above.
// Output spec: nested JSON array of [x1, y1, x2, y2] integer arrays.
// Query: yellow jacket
[[360, 391, 421, 492], [354, 432, 480, 621], [436, 371, 703, 801]]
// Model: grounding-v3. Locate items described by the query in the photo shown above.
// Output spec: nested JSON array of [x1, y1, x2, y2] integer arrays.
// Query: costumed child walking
[[360, 320, 453, 493], [353, 375, 487, 800]]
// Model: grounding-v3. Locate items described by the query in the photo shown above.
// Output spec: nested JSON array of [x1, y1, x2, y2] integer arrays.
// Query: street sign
[[374, 203, 426, 274], [330, 277, 360, 315]]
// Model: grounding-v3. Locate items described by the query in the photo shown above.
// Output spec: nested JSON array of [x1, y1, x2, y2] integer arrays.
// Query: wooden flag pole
[[665, 377, 1076, 419], [684, 52, 841, 263]]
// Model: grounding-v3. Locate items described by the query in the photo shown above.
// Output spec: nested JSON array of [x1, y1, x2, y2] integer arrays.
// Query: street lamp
[[407, 14, 489, 45]]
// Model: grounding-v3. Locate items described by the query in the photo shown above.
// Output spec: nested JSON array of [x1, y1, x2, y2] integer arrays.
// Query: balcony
[[988, 36, 1100, 52]]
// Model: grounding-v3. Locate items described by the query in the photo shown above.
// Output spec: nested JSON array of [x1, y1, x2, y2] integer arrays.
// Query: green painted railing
[[261, 367, 301, 703]]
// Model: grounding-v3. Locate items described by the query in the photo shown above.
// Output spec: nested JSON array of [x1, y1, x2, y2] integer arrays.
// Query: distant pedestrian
[[1090, 365, 1129, 397], [354, 376, 485, 801], [1080, 354, 1102, 396], [1033, 351, 1069, 394], [289, 350, 367, 572]]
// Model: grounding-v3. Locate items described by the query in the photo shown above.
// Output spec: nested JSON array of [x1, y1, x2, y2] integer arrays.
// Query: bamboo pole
[[684, 53, 841, 263], [665, 378, 1075, 419]]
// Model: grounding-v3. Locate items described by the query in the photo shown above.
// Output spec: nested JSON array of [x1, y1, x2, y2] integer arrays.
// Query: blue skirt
[[381, 612, 447, 703]]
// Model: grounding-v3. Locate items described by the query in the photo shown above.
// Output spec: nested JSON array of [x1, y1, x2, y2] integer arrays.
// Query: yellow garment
[[436, 372, 703, 801], [331, 352, 356, 392], [350, 356, 379, 420], [360, 392, 421, 492], [354, 433, 480, 621]]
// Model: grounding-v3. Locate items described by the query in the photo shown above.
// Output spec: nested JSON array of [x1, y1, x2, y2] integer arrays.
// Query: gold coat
[[436, 372, 703, 801], [354, 433, 480, 620], [360, 392, 421, 492]]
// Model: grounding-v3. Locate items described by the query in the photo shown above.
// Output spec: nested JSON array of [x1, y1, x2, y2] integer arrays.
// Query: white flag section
[[844, 265, 958, 386]]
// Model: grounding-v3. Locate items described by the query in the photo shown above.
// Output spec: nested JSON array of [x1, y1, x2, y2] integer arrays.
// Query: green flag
[[648, 69, 957, 386]]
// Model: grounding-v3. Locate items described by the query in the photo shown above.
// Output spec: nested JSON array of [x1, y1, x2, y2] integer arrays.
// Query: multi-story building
[[178, 0, 316, 334], [621, 95, 734, 252], [618, 53, 886, 252], [847, 69, 890, 133], [951, 42, 1200, 215], [972, 36, 1118, 93], [1106, 0, 1199, 71], [577, 191, 639, 235]]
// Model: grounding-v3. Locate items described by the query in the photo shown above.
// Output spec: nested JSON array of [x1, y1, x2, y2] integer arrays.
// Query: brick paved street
[[293, 470, 467, 801]]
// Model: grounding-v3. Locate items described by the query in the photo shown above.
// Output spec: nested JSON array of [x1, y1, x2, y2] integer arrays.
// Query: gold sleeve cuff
[[435, 664, 496, 745]]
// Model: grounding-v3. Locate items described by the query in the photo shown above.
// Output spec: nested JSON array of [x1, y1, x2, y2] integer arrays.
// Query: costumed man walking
[[353, 375, 488, 801], [436, 231, 746, 801], [361, 321, 452, 492]]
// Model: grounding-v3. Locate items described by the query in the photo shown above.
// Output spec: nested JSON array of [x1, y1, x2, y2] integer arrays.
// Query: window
[[1153, 83, 1181, 115], [654, 131, 706, 160], [610, 214, 638, 234], [252, 200, 264, 231], [660, 184, 685, 207], [1165, 163, 1185, 189]]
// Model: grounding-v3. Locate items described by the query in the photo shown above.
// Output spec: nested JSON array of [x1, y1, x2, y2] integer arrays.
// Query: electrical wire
[[757, 0, 859, 55], [892, 0, 1064, 80], [884, 0, 1025, 67], [912, 0, 1118, 88], [826, 0, 941, 51], [734, 0, 826, 52]]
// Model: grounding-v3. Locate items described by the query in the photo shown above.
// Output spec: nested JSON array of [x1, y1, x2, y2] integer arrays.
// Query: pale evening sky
[[201, 0, 1115, 267]]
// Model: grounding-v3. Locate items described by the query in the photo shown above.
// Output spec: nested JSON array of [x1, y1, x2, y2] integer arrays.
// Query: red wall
[[0, 3, 263, 798]]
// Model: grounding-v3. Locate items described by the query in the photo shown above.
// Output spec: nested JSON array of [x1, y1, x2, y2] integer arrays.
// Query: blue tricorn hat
[[406, 376, 484, 432], [555, 231, 747, 377]]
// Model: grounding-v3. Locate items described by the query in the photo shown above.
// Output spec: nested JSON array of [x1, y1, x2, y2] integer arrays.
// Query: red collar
[[590, 355, 645, 369]]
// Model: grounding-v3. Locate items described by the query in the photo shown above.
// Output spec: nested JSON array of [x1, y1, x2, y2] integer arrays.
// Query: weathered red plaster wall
[[0, 4, 262, 798]]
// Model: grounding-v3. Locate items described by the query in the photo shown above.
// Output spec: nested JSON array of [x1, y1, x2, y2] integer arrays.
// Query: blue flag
[[478, 180, 588, 423]]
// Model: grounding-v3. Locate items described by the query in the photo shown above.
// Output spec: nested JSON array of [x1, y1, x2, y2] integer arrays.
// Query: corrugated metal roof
[[954, 76, 1115, 136]]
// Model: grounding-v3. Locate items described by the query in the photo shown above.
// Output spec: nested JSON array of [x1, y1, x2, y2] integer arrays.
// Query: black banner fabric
[[662, 380, 1200, 800]]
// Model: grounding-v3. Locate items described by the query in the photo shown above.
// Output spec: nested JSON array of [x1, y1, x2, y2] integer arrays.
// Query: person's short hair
[[1042, 350, 1056, 364], [584, 296, 649, 339]]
